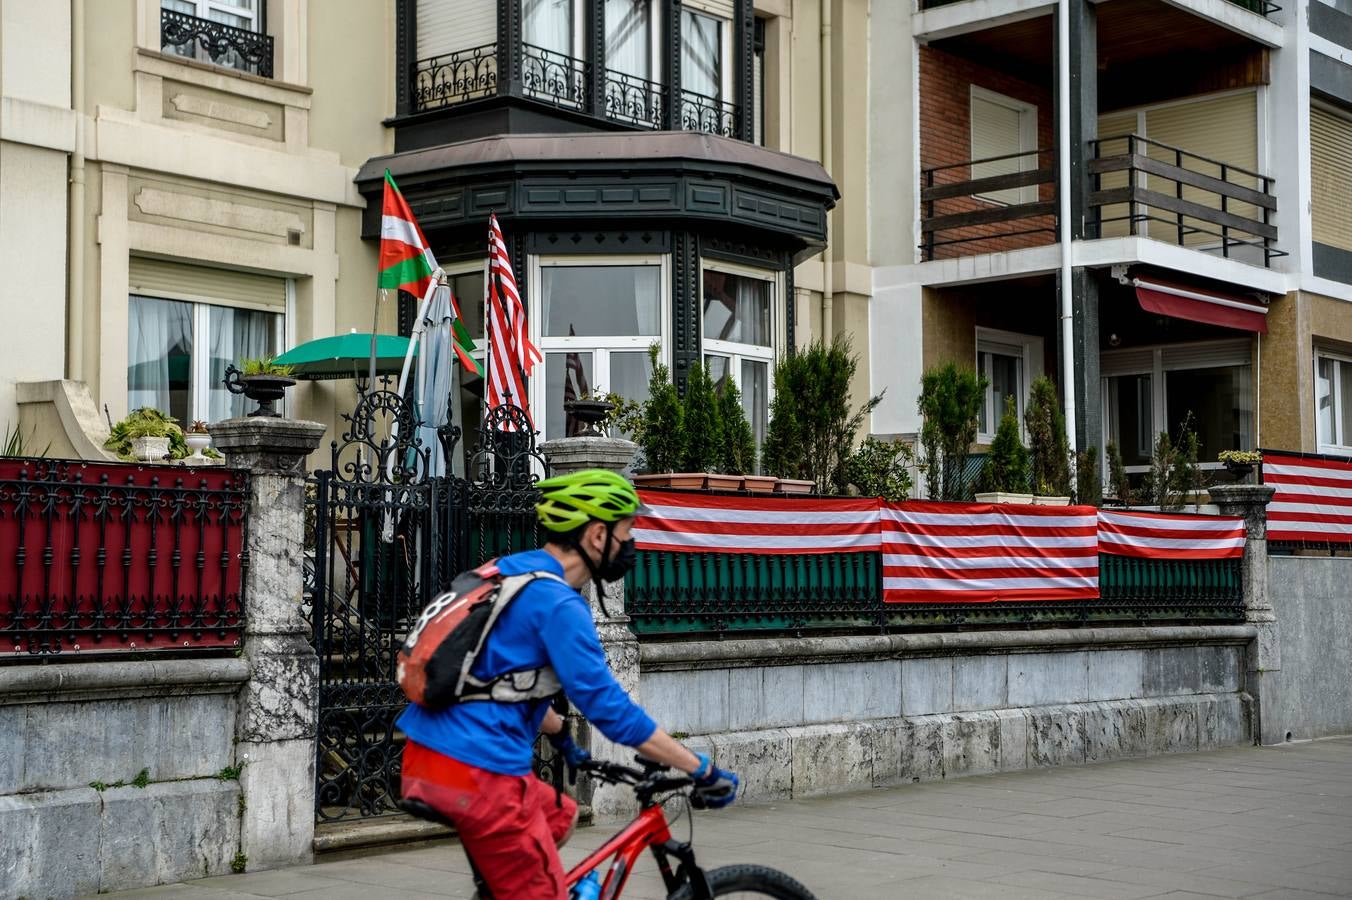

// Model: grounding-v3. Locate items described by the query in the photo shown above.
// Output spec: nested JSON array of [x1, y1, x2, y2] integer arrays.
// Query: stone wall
[[639, 628, 1255, 803], [1264, 556, 1352, 741], [0, 659, 248, 897]]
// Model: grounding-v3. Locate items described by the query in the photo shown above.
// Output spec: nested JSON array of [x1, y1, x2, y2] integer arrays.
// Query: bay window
[[532, 259, 667, 442], [702, 265, 775, 450], [604, 0, 662, 126], [1317, 349, 1352, 455]]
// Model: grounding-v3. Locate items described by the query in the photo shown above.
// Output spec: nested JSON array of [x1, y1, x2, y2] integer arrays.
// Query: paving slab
[[93, 738, 1352, 900]]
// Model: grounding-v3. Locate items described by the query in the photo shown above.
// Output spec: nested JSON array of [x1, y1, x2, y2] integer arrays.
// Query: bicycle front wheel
[[669, 864, 817, 900]]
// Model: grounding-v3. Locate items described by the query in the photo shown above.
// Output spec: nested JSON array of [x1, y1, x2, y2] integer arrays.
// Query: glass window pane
[[741, 358, 769, 455], [1165, 365, 1252, 461], [609, 350, 652, 407], [524, 0, 573, 54], [1341, 360, 1352, 447], [546, 351, 594, 440], [1317, 357, 1335, 446], [703, 270, 771, 347], [128, 296, 194, 426], [682, 9, 721, 98], [606, 0, 650, 79], [979, 350, 1021, 435], [1107, 373, 1153, 466], [541, 265, 661, 337], [209, 305, 280, 421], [704, 353, 731, 392], [451, 269, 486, 341]]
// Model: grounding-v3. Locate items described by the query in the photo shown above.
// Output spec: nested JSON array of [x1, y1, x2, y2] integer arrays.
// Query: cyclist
[[398, 468, 740, 899]]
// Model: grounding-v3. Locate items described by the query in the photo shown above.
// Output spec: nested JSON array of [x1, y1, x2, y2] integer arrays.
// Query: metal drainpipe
[[1057, 0, 1078, 456], [67, 0, 86, 383], [820, 0, 834, 343]]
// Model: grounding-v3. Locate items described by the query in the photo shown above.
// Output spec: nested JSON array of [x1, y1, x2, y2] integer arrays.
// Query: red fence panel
[[0, 458, 249, 659]]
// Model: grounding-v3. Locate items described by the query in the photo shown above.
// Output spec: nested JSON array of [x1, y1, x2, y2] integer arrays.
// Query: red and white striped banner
[[633, 490, 881, 555], [880, 502, 1099, 603], [1097, 510, 1246, 559], [1262, 451, 1352, 544]]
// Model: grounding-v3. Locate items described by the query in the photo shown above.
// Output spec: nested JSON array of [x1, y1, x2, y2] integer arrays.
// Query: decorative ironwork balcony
[[159, 8, 274, 78], [521, 43, 588, 111], [412, 43, 499, 113], [920, 148, 1058, 261], [1088, 134, 1282, 268], [604, 69, 665, 130], [679, 88, 740, 138]]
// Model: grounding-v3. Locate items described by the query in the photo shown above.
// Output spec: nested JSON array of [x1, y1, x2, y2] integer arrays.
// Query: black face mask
[[599, 536, 637, 582]]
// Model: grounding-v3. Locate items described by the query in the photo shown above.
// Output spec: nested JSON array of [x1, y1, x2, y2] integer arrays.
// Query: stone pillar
[[211, 417, 327, 870], [540, 435, 641, 823], [1210, 484, 1282, 745]]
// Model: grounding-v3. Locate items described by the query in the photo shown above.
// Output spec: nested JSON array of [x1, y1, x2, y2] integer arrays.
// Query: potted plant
[[104, 408, 189, 463], [632, 346, 698, 488], [1219, 449, 1261, 481], [1024, 376, 1072, 505], [223, 357, 296, 418], [840, 437, 914, 501], [974, 399, 1033, 504], [1142, 413, 1203, 511], [184, 420, 213, 459], [917, 362, 987, 501], [681, 363, 737, 490], [563, 394, 615, 437]]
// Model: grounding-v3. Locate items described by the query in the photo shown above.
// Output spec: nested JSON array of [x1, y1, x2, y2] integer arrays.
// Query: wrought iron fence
[[626, 550, 1245, 636], [679, 89, 740, 138], [159, 8, 274, 78], [522, 43, 589, 110], [604, 69, 665, 129], [411, 43, 499, 112], [1, 458, 249, 659]]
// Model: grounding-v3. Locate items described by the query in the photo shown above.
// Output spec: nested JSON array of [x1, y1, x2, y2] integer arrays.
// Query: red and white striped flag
[[633, 491, 881, 554], [881, 502, 1099, 603], [486, 214, 542, 427], [1262, 450, 1352, 544], [1098, 510, 1245, 559]]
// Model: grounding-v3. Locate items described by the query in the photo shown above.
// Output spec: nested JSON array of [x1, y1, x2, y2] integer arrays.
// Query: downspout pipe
[[820, 0, 833, 343], [67, 0, 86, 383], [1057, 0, 1078, 456]]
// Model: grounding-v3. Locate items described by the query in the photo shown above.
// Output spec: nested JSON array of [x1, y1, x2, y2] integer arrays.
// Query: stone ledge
[[314, 816, 455, 855], [641, 625, 1259, 671], [0, 657, 249, 705]]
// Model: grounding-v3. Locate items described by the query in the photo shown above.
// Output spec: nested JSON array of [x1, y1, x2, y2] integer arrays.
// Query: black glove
[[690, 752, 739, 810]]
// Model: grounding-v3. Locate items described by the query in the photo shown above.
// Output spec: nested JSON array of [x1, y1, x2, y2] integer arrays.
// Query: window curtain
[[524, 0, 572, 54], [734, 275, 769, 346], [128, 296, 193, 419], [681, 10, 721, 98], [208, 305, 276, 421], [606, 0, 650, 78]]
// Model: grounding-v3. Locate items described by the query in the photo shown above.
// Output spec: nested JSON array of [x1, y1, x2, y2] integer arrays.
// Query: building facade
[[868, 0, 1352, 483]]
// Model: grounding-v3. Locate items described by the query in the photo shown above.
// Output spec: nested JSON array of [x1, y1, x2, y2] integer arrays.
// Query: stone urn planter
[[223, 364, 296, 418], [184, 432, 212, 459], [131, 435, 170, 462], [563, 398, 615, 438]]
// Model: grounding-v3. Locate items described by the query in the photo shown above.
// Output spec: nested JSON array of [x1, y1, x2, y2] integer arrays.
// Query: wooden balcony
[[920, 148, 1058, 261]]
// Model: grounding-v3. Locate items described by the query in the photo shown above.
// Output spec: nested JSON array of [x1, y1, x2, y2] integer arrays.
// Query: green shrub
[[681, 362, 724, 472], [1075, 446, 1101, 506], [1143, 412, 1202, 511], [1106, 441, 1133, 506], [977, 399, 1029, 493], [240, 357, 293, 377], [917, 363, 987, 501], [638, 345, 685, 473], [717, 379, 757, 476], [840, 437, 913, 502], [1024, 376, 1071, 496], [104, 408, 189, 461]]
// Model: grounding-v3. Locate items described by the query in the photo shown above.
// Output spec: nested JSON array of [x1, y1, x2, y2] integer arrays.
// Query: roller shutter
[[1312, 105, 1352, 252], [416, 0, 497, 60], [129, 257, 286, 311]]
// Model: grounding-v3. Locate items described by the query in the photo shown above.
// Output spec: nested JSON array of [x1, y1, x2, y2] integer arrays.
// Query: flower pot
[[632, 473, 673, 488], [741, 475, 777, 493], [563, 398, 615, 437], [667, 473, 707, 489], [223, 365, 296, 418], [774, 478, 815, 495], [704, 473, 742, 491], [1224, 460, 1255, 481], [184, 433, 212, 459], [974, 491, 1034, 505], [131, 435, 170, 462], [1031, 495, 1071, 506]]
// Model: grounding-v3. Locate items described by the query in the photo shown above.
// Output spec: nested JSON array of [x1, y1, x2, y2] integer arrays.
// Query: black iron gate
[[306, 386, 548, 822]]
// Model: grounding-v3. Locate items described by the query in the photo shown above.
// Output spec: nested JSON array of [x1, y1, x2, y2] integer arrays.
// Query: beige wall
[[1259, 291, 1352, 453]]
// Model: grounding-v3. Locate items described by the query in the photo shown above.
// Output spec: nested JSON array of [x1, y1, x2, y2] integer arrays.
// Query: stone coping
[[639, 625, 1259, 671], [0, 657, 249, 705]]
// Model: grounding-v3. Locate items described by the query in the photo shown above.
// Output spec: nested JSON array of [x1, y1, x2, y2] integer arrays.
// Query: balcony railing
[[406, 44, 742, 139], [159, 8, 274, 78], [920, 148, 1058, 261], [918, 0, 1279, 15], [1089, 134, 1282, 267]]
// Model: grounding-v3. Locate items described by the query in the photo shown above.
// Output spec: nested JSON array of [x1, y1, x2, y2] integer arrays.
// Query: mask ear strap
[[569, 521, 615, 619]]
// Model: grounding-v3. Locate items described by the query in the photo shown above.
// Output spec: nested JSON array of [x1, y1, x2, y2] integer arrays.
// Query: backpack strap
[[457, 569, 569, 705]]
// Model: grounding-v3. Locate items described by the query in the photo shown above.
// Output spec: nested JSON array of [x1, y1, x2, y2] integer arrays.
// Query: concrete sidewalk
[[102, 738, 1352, 900]]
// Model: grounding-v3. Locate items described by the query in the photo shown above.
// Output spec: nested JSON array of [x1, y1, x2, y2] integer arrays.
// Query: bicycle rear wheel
[[669, 864, 817, 900]]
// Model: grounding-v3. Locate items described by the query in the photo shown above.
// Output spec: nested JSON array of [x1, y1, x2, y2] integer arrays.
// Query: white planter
[[131, 435, 170, 462], [974, 491, 1034, 505], [184, 433, 212, 459], [1032, 495, 1071, 506]]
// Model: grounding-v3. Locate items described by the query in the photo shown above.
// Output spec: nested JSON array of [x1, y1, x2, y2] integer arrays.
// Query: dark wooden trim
[[589, 0, 606, 117], [783, 249, 795, 351], [735, 0, 755, 142], [1088, 154, 1276, 210], [499, 0, 522, 97], [1087, 187, 1277, 239], [672, 229, 700, 393], [921, 201, 1057, 234], [664, 0, 682, 130], [920, 168, 1055, 203], [395, 0, 414, 116]]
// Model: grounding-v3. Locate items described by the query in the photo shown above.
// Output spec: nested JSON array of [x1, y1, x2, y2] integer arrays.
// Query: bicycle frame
[[565, 801, 712, 900]]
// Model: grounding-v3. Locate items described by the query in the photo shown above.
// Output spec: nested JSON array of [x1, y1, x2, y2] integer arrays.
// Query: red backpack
[[397, 561, 565, 710]]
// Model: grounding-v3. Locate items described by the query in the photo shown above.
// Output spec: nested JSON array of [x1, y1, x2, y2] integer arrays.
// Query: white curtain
[[524, 0, 572, 53], [606, 0, 649, 78], [634, 267, 659, 336], [128, 295, 192, 415], [734, 275, 768, 346], [208, 305, 275, 421], [681, 9, 721, 98]]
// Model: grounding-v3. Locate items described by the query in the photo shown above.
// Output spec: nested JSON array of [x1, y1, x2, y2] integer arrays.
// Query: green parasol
[[274, 331, 416, 381]]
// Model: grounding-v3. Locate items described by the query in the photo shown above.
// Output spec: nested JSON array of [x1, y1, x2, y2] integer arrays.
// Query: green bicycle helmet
[[535, 469, 647, 532]]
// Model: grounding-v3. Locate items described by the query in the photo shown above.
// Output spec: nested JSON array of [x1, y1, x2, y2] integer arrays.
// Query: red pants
[[401, 740, 578, 899]]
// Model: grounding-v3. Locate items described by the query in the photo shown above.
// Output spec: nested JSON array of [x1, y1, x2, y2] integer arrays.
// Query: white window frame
[[699, 259, 782, 436], [975, 327, 1043, 442], [528, 254, 672, 440], [970, 86, 1038, 206], [161, 0, 261, 30], [441, 259, 490, 372], [604, 0, 663, 85], [1101, 339, 1254, 474], [1316, 347, 1352, 456], [680, 2, 734, 103]]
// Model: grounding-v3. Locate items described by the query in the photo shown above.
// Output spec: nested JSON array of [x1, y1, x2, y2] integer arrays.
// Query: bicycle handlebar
[[577, 756, 694, 805]]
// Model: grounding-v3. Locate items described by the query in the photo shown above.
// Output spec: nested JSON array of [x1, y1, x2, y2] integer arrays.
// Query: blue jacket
[[397, 548, 657, 776]]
